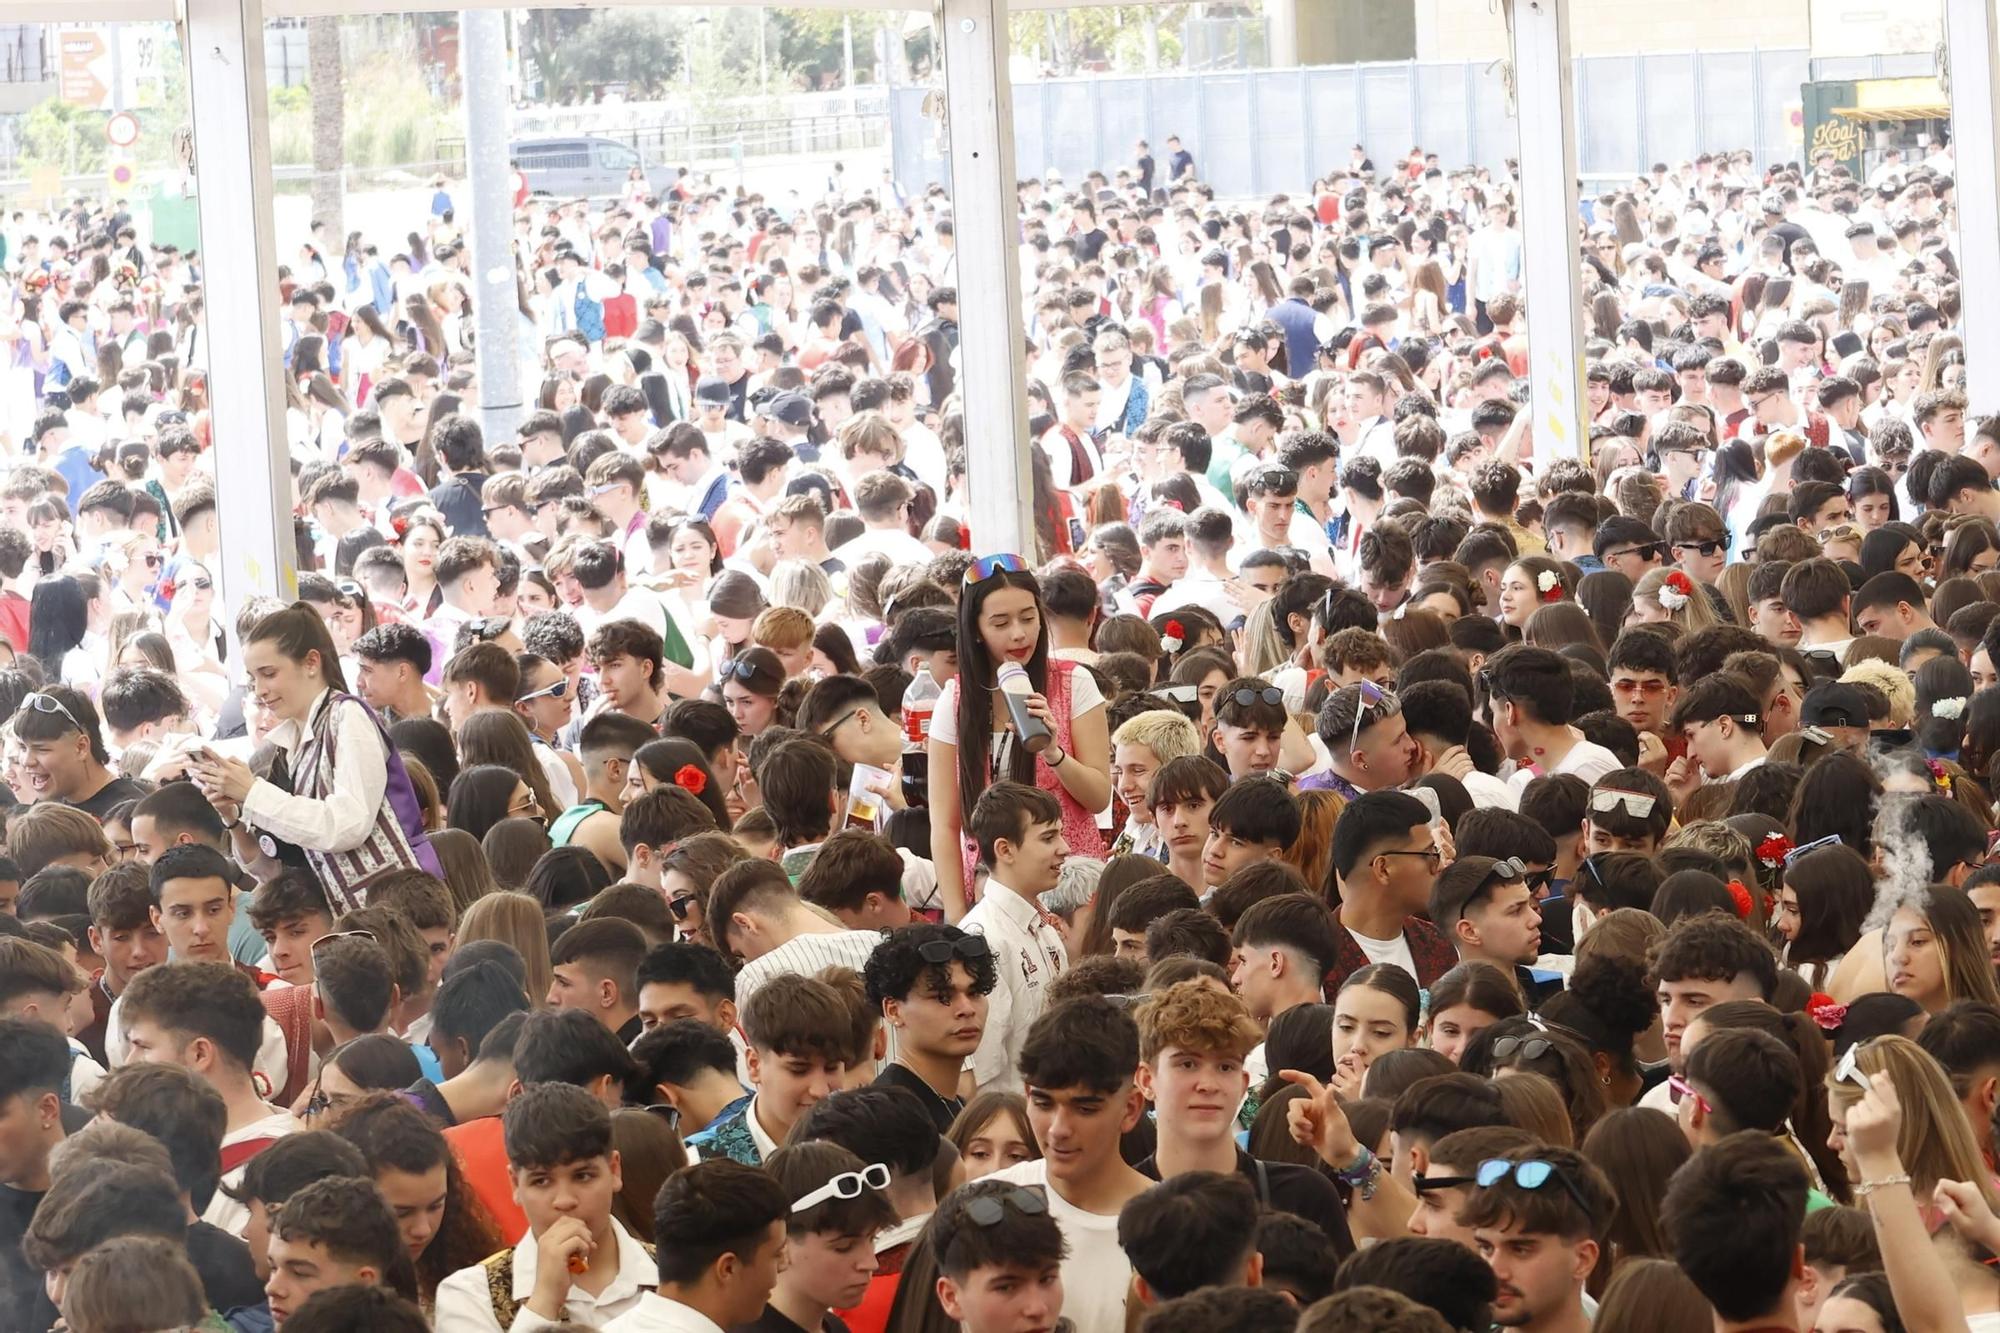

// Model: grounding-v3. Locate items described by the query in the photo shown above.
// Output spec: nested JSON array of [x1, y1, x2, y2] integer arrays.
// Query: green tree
[[20, 99, 103, 175], [551, 12, 686, 102]]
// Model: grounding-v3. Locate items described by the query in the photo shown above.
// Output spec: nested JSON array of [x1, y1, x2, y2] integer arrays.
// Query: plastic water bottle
[[903, 664, 939, 751]]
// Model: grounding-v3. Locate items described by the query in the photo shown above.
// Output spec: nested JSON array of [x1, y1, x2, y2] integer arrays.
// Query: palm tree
[[307, 17, 343, 239]]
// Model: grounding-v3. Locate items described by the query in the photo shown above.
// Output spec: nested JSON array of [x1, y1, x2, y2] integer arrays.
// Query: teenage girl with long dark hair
[[926, 555, 1110, 919]]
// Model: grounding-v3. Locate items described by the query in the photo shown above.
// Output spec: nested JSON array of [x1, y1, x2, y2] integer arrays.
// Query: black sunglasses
[[1492, 1035, 1553, 1062], [917, 936, 993, 966], [963, 1186, 1050, 1226], [1224, 686, 1285, 709], [1672, 539, 1726, 558]]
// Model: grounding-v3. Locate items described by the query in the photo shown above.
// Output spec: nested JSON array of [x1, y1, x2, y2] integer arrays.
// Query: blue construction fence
[[889, 48, 1938, 198]]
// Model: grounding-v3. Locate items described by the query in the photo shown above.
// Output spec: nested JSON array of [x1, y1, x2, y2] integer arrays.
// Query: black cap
[[1800, 682, 1870, 729]]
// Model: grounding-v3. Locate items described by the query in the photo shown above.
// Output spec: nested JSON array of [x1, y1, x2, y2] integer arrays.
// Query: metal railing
[[436, 112, 888, 172]]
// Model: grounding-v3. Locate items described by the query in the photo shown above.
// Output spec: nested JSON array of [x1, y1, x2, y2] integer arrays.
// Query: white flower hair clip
[[1536, 569, 1560, 594], [1932, 696, 1968, 721]]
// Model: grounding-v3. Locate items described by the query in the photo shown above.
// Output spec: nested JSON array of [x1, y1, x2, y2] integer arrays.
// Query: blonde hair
[[1632, 566, 1720, 633], [457, 891, 554, 1008], [768, 561, 833, 618], [751, 605, 815, 652], [836, 410, 903, 463], [1842, 659, 1913, 726], [1828, 1035, 2000, 1208], [1238, 599, 1290, 678], [1111, 709, 1203, 763]]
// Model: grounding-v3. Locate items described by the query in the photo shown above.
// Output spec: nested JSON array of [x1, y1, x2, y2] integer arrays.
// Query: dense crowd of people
[[0, 125, 1991, 1333]]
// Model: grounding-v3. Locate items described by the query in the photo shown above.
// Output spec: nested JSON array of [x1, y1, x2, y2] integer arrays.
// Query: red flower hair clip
[[156, 576, 176, 602], [1807, 993, 1847, 1031], [1927, 757, 1954, 795], [673, 764, 708, 796], [1160, 620, 1186, 653], [391, 513, 410, 539], [1725, 879, 1755, 920], [1755, 833, 1792, 869]]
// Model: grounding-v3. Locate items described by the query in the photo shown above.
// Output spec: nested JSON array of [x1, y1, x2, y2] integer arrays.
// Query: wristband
[[1854, 1173, 1912, 1197], [1333, 1144, 1383, 1202]]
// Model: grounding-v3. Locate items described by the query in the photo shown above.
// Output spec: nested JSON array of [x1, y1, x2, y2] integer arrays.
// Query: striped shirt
[[734, 928, 888, 1013]]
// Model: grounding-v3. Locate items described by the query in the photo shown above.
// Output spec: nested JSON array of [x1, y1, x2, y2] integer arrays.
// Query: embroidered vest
[[288, 692, 443, 914], [480, 1239, 657, 1328]]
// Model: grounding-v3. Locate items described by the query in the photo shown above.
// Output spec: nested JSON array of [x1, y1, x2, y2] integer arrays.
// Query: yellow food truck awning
[[1832, 76, 1949, 122]]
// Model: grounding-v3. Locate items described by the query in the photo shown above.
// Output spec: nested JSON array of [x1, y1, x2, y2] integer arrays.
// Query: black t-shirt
[[873, 1062, 964, 1135], [0, 1182, 55, 1333], [1137, 154, 1156, 193], [65, 774, 145, 822], [404, 1076, 458, 1127], [187, 1220, 267, 1314], [1136, 1147, 1355, 1259], [731, 1306, 851, 1333]]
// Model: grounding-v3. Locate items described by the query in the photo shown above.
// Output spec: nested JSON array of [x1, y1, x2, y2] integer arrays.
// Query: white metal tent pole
[[462, 8, 525, 444], [183, 0, 296, 603], [1945, 0, 2000, 418], [1507, 0, 1588, 464], [939, 0, 1034, 558]]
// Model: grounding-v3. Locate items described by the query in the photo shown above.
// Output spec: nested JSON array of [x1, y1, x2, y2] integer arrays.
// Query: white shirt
[[962, 879, 1067, 1094], [242, 689, 390, 856], [831, 525, 934, 568], [1507, 738, 1622, 794], [603, 1292, 725, 1333], [437, 1216, 660, 1333], [733, 929, 888, 1013], [989, 1159, 1130, 1333], [202, 1109, 300, 1237], [1350, 927, 1419, 982]]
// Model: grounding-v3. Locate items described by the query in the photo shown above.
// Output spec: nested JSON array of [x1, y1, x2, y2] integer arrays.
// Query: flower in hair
[[1927, 757, 1954, 796], [1536, 568, 1562, 602], [1160, 620, 1186, 654], [391, 513, 410, 539], [1726, 879, 1754, 920], [1657, 569, 1694, 612], [1755, 832, 1793, 870], [155, 576, 176, 603], [673, 764, 708, 796], [1932, 696, 1968, 721], [1807, 993, 1847, 1031]]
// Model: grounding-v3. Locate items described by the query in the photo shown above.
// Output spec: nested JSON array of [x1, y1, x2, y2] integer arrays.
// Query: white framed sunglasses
[[792, 1162, 891, 1213], [518, 678, 570, 703], [1589, 788, 1656, 819]]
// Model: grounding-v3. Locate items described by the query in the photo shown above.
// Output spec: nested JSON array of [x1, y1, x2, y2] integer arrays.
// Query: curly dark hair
[[862, 923, 999, 1008], [322, 1092, 504, 1301]]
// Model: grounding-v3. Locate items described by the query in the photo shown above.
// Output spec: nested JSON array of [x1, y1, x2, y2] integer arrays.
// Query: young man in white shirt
[[990, 996, 1151, 1333], [961, 782, 1070, 1095], [1486, 647, 1621, 793], [117, 958, 296, 1238], [709, 860, 887, 1018], [436, 1082, 661, 1331], [604, 1159, 788, 1333]]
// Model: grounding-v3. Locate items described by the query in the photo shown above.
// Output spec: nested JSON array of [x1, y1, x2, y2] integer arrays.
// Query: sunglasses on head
[[1835, 1043, 1874, 1092], [20, 692, 84, 735], [965, 553, 1029, 585], [917, 935, 993, 966], [719, 657, 775, 686], [310, 928, 376, 953], [1476, 1158, 1595, 1216], [1226, 685, 1285, 709], [1491, 1035, 1553, 1063], [1590, 788, 1657, 819], [963, 1185, 1050, 1226], [793, 1163, 892, 1213]]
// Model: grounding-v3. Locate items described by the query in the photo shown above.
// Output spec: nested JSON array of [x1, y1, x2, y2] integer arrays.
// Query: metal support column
[[183, 0, 295, 604], [1945, 0, 2000, 417], [462, 8, 524, 443], [939, 0, 1033, 557], [1507, 0, 1589, 463]]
